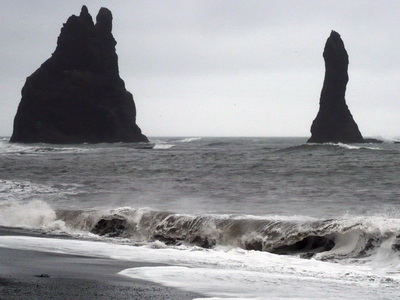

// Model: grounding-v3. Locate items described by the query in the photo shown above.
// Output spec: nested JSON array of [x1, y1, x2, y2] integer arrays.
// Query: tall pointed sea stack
[[10, 6, 148, 144], [308, 31, 363, 143]]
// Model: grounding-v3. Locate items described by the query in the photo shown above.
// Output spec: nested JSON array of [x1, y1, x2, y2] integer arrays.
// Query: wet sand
[[0, 227, 203, 300]]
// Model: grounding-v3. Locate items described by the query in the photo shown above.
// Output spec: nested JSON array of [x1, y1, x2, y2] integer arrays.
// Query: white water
[[176, 137, 202, 143], [0, 200, 72, 234], [0, 140, 91, 155], [153, 143, 175, 149], [0, 235, 398, 299], [152, 136, 201, 149]]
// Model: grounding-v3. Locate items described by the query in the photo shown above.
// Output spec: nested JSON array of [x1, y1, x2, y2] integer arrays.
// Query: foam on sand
[[0, 235, 398, 299]]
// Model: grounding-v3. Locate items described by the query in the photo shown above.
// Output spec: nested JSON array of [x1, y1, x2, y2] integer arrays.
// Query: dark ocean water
[[1, 136, 400, 299], [1, 136, 399, 216]]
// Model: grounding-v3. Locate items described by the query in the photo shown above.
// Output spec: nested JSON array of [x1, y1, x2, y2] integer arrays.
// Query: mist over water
[[1, 137, 400, 299]]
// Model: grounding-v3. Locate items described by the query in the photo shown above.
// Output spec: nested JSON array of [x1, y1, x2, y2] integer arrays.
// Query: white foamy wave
[[31, 145, 91, 154], [5, 203, 400, 274], [51, 206, 400, 269], [0, 180, 81, 202], [335, 142, 361, 150], [153, 143, 175, 149], [0, 200, 66, 231], [315, 215, 400, 270], [0, 141, 91, 155], [0, 180, 59, 195], [328, 143, 381, 151], [148, 139, 176, 149], [122, 265, 397, 300], [0, 236, 398, 299], [0, 180, 60, 203], [177, 137, 202, 143], [231, 213, 318, 222]]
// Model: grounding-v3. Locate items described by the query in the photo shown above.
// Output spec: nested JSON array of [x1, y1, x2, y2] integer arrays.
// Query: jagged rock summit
[[10, 6, 148, 144], [307, 31, 364, 144]]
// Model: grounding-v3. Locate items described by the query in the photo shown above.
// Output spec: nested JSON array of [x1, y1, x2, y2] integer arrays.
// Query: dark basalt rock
[[308, 31, 364, 144], [10, 6, 148, 144]]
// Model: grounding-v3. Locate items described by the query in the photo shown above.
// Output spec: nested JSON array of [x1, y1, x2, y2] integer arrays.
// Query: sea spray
[[0, 200, 66, 230]]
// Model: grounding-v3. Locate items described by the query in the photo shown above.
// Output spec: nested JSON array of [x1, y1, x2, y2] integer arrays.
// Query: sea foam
[[0, 200, 66, 231], [0, 235, 398, 299]]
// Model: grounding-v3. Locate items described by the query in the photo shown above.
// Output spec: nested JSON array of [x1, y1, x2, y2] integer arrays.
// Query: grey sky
[[1, 0, 399, 138]]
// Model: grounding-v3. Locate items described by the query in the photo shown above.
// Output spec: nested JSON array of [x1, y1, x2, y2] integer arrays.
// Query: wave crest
[[277, 142, 382, 153], [54, 207, 400, 261], [3, 202, 400, 265]]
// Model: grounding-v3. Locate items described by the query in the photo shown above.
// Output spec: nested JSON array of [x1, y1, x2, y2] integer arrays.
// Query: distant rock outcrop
[[308, 31, 364, 144], [10, 6, 148, 144]]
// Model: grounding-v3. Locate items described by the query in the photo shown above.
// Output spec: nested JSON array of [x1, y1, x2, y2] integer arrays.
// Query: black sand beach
[[0, 227, 202, 300]]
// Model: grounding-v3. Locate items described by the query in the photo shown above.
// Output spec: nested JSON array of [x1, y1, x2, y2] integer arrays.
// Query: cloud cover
[[0, 0, 399, 138]]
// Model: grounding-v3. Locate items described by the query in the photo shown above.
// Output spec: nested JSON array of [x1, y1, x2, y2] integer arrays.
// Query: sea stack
[[307, 31, 363, 143], [10, 6, 148, 144]]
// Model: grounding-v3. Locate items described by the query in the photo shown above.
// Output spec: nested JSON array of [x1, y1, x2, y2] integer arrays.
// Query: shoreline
[[0, 227, 203, 300]]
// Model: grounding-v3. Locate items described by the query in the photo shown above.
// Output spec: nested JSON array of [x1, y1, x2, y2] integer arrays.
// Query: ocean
[[0, 136, 400, 299]]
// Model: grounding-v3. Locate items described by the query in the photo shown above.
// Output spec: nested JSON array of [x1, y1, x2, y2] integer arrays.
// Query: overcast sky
[[0, 0, 399, 138]]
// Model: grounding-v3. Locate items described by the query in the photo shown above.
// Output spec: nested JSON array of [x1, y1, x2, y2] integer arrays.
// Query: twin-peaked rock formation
[[10, 6, 148, 144]]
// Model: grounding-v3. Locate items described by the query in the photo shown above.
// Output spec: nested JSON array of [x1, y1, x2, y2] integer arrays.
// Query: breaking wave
[[151, 137, 201, 149], [3, 201, 400, 266], [332, 142, 382, 151], [0, 141, 91, 155], [53, 208, 400, 265], [0, 140, 155, 155], [277, 142, 383, 153], [176, 137, 202, 143], [153, 143, 175, 149]]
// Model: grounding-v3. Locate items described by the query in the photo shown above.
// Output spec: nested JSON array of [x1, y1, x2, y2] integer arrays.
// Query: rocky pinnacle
[[308, 31, 364, 143], [10, 6, 148, 144]]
